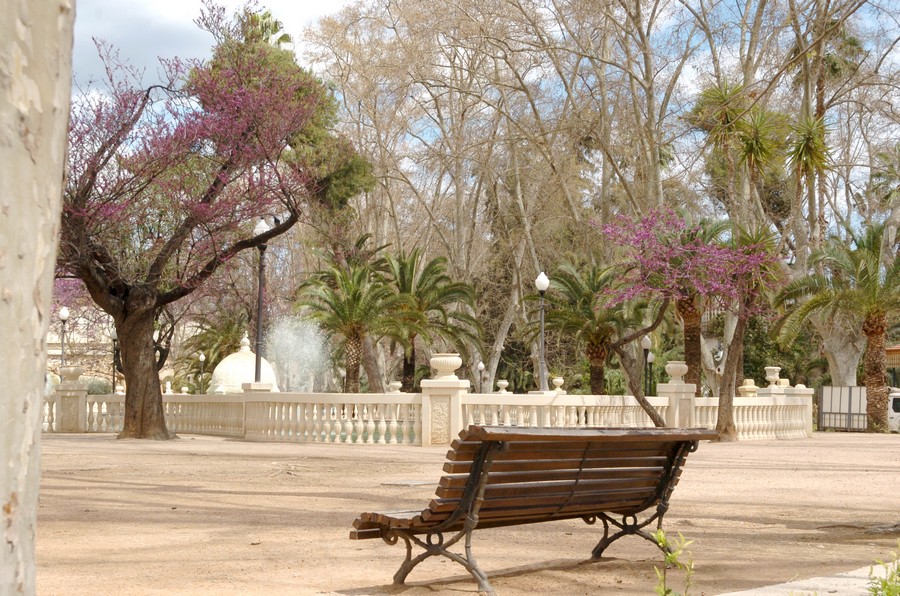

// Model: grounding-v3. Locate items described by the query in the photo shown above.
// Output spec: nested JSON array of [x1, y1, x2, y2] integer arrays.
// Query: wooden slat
[[444, 455, 669, 474], [446, 439, 677, 460], [457, 425, 717, 443], [439, 466, 665, 490]]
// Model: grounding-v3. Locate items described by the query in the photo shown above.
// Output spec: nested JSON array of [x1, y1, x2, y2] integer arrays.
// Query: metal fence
[[818, 386, 867, 431]]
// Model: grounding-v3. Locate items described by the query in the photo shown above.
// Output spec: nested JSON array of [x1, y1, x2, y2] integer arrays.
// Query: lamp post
[[110, 327, 118, 391], [58, 306, 70, 367], [647, 352, 655, 396], [535, 272, 550, 392], [477, 361, 485, 394], [641, 335, 652, 396], [254, 218, 270, 383], [198, 352, 206, 394]]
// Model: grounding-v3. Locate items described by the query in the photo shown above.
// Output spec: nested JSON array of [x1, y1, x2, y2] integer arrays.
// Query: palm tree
[[541, 263, 630, 395], [787, 115, 830, 259], [295, 265, 415, 392], [777, 224, 900, 432], [380, 249, 480, 392]]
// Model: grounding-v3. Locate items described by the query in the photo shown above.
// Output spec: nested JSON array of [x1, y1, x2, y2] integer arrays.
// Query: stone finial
[[665, 361, 688, 384], [497, 380, 509, 394]]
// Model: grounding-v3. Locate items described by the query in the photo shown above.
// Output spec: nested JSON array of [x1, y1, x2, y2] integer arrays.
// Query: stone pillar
[[657, 381, 696, 428], [420, 354, 470, 446], [787, 383, 815, 437], [55, 366, 87, 433], [658, 361, 696, 428]]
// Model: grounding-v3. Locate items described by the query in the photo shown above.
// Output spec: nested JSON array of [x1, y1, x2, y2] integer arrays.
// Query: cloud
[[73, 0, 351, 84]]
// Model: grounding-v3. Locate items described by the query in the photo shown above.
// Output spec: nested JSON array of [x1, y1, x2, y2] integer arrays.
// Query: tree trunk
[[1, 1, 74, 590], [361, 335, 384, 393], [344, 336, 363, 393], [586, 343, 609, 395], [813, 315, 864, 386], [862, 313, 889, 432], [118, 309, 170, 440], [401, 336, 416, 392], [716, 308, 750, 442], [676, 297, 703, 396], [612, 345, 666, 427]]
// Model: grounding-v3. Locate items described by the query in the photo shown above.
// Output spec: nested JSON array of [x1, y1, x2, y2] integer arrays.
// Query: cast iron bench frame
[[350, 425, 716, 593]]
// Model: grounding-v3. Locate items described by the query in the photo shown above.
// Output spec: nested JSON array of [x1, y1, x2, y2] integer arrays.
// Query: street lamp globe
[[59, 306, 69, 322], [254, 218, 270, 237], [534, 272, 550, 293], [640, 335, 652, 350]]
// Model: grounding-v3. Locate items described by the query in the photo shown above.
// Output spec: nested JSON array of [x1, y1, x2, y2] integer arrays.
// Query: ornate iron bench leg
[[586, 511, 669, 559], [384, 519, 495, 594]]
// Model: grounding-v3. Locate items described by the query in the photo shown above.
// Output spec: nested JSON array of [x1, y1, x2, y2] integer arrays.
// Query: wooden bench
[[350, 425, 716, 593]]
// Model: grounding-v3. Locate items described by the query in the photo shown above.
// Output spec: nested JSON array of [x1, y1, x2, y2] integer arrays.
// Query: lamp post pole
[[535, 272, 550, 392], [110, 327, 118, 391], [254, 218, 270, 383], [199, 352, 206, 394], [641, 335, 652, 396], [59, 306, 70, 367], [647, 352, 655, 396]]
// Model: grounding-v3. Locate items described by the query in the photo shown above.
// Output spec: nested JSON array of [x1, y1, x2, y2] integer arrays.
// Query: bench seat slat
[[445, 441, 675, 461], [443, 456, 669, 474], [438, 466, 665, 489], [436, 475, 661, 499]]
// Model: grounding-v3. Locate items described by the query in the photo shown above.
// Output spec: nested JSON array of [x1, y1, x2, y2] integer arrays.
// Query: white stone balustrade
[[43, 356, 815, 443]]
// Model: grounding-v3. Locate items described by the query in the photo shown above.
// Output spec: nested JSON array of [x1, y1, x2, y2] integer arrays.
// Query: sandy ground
[[36, 432, 900, 595]]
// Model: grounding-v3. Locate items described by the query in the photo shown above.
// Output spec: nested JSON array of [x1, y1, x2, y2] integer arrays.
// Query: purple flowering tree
[[602, 210, 780, 439], [58, 5, 371, 439]]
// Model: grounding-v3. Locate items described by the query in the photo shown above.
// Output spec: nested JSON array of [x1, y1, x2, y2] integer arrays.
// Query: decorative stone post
[[737, 378, 758, 398], [420, 353, 469, 446], [657, 360, 696, 428], [55, 365, 87, 432]]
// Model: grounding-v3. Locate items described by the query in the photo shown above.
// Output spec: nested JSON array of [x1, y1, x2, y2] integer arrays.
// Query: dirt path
[[36, 432, 900, 595]]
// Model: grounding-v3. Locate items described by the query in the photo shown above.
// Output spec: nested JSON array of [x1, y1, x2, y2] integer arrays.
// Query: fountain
[[265, 315, 328, 392]]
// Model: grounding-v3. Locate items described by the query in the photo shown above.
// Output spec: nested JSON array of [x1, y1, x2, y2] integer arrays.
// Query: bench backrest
[[419, 426, 715, 530]]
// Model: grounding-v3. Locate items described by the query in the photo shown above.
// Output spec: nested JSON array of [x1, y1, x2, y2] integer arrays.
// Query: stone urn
[[387, 380, 402, 394], [764, 366, 781, 387], [497, 380, 509, 394], [59, 365, 83, 385], [430, 353, 463, 380], [665, 360, 688, 384], [552, 377, 566, 394]]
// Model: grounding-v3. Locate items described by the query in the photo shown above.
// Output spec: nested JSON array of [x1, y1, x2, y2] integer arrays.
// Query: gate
[[818, 386, 867, 431]]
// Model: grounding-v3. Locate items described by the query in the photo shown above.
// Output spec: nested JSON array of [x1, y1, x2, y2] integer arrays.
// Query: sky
[[72, 0, 351, 84]]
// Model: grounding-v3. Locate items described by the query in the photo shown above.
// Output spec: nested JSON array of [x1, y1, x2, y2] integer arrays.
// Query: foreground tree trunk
[[862, 313, 889, 432], [0, 1, 74, 590]]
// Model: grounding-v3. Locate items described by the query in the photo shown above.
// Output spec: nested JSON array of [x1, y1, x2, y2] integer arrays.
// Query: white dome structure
[[208, 334, 280, 393]]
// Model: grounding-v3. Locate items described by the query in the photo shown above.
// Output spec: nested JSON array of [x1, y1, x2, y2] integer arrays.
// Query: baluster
[[490, 405, 499, 426], [315, 404, 325, 442], [387, 404, 398, 444], [343, 404, 354, 443], [374, 406, 385, 444], [413, 404, 422, 445], [365, 405, 376, 444]]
